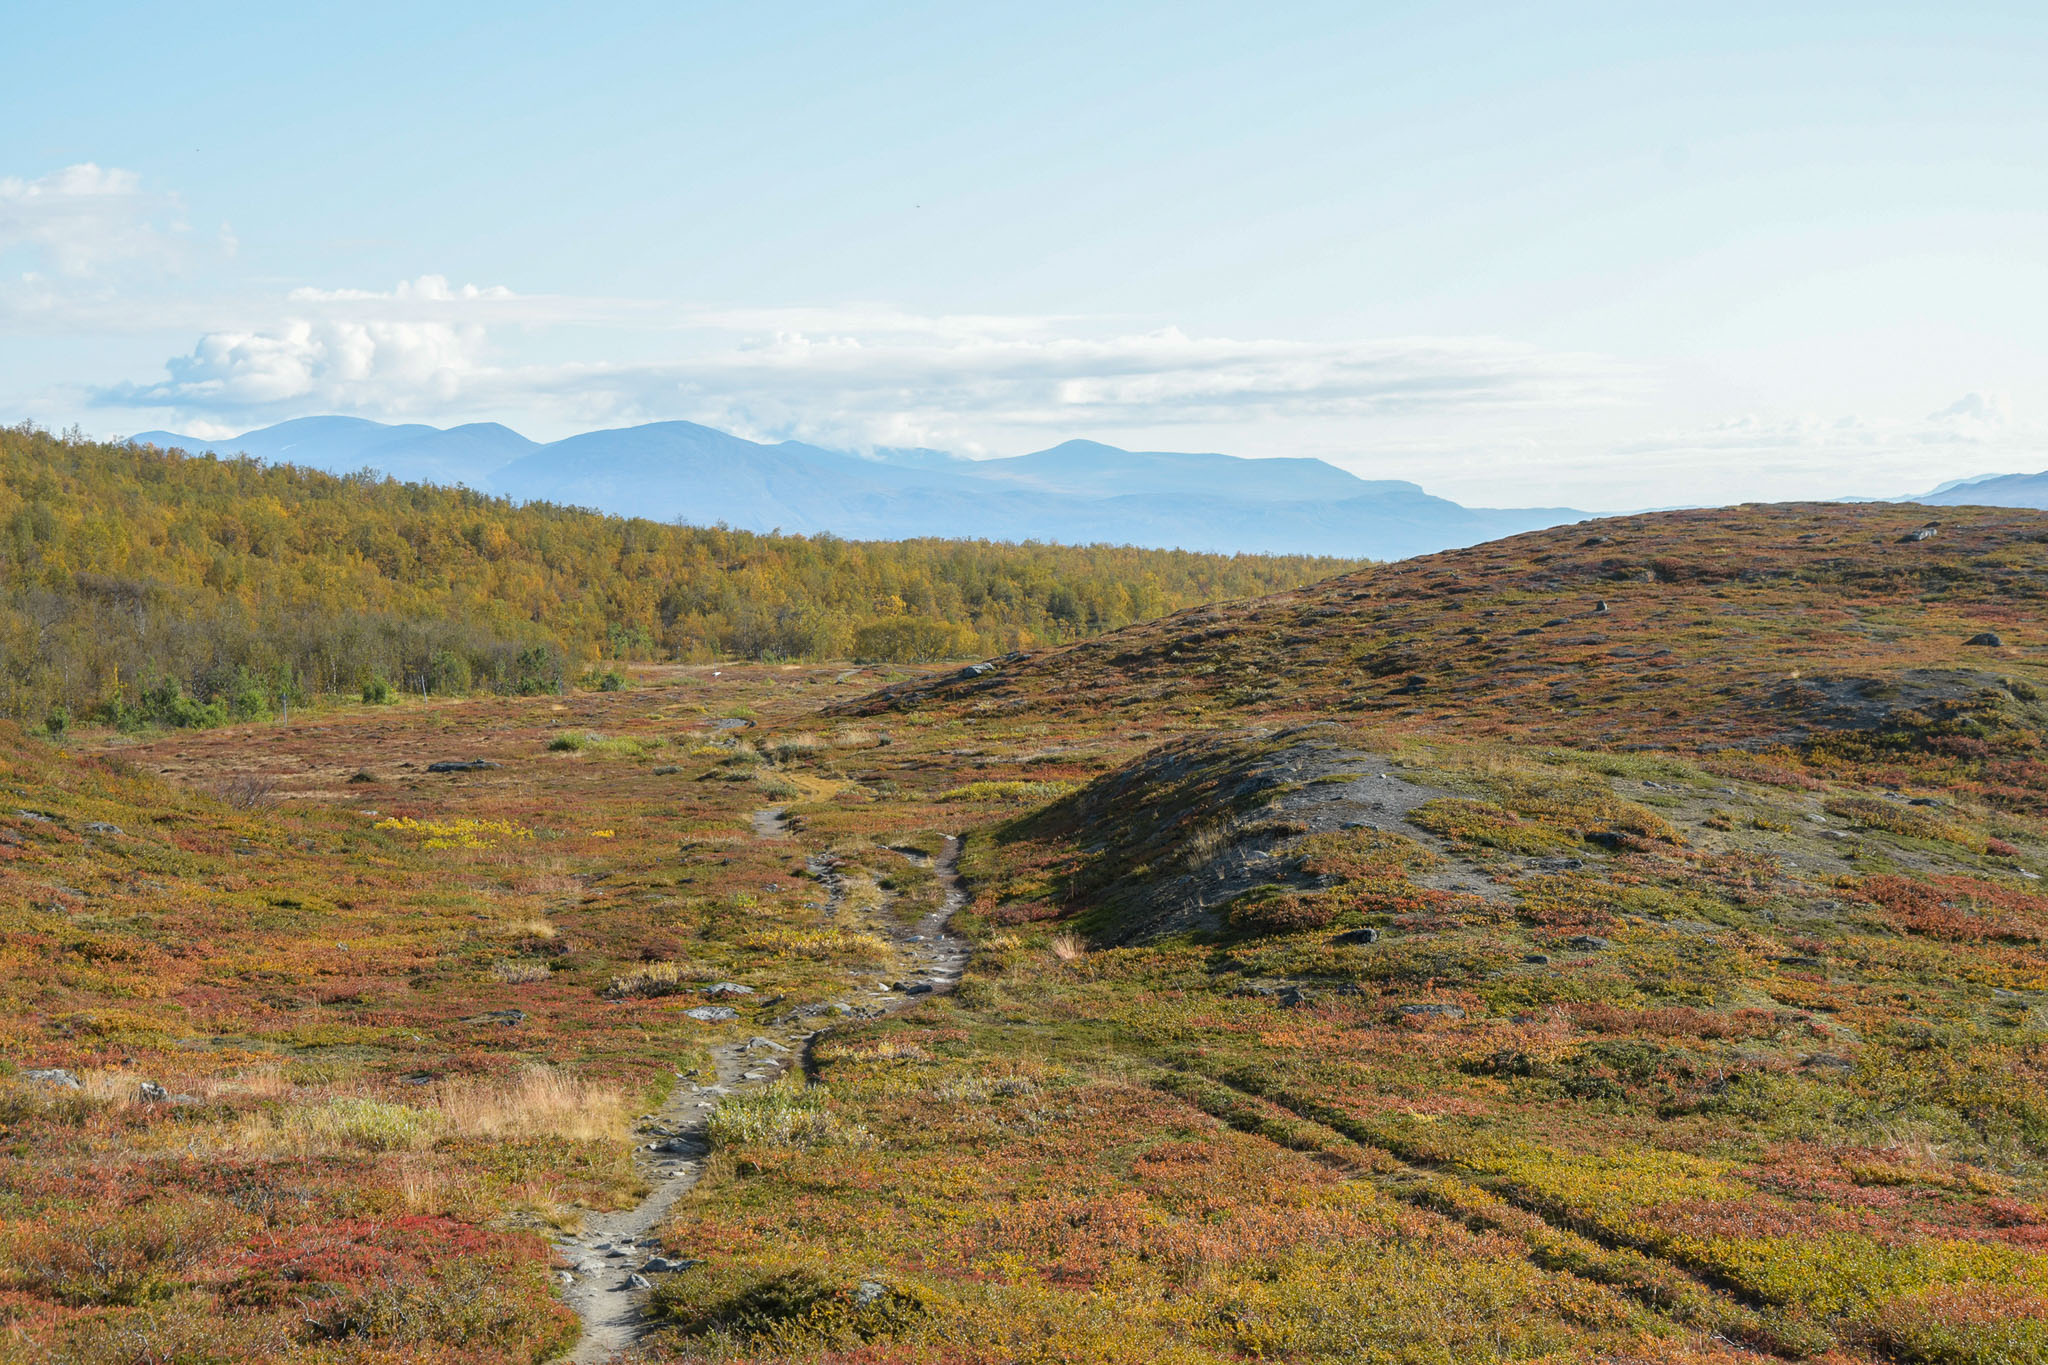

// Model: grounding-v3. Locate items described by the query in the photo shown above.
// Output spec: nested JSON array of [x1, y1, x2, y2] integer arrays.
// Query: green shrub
[[101, 677, 228, 731], [507, 644, 563, 696], [310, 1097, 439, 1151], [649, 1258, 928, 1345], [426, 648, 474, 695], [361, 676, 394, 705], [708, 1079, 869, 1150]]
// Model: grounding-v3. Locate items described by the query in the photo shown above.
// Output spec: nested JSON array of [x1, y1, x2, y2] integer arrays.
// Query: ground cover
[[5, 503, 2046, 1363]]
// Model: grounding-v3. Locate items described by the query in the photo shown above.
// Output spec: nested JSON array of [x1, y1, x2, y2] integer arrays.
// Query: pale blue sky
[[5, 2, 2045, 507]]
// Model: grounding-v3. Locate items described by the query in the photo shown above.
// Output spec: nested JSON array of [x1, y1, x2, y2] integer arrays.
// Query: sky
[[4, 1, 2045, 510]]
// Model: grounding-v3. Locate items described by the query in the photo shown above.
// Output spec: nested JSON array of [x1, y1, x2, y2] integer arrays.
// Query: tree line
[[0, 423, 1362, 727]]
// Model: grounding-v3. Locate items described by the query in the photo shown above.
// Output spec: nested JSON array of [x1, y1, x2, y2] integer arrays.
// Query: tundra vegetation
[[2, 499, 2046, 1364]]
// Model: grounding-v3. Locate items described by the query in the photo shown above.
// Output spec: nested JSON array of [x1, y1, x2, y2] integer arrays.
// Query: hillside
[[128, 417, 1588, 558], [0, 423, 1356, 724], [845, 501, 2042, 750], [7, 500, 2048, 1364]]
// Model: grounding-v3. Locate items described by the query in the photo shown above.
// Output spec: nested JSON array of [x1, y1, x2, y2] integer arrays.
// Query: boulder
[[21, 1068, 80, 1088], [427, 760, 501, 773], [1332, 926, 1381, 945], [1565, 935, 1611, 951], [704, 982, 755, 999], [640, 1256, 691, 1274], [1966, 632, 2004, 647], [1899, 527, 1939, 543], [685, 1005, 739, 1022], [1392, 1003, 1464, 1021]]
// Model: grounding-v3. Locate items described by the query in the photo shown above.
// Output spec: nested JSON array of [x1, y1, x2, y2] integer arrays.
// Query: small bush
[[311, 1097, 440, 1151], [605, 960, 701, 998], [939, 780, 1078, 803], [708, 1079, 870, 1150], [650, 1259, 929, 1345], [362, 676, 394, 705], [6, 1196, 238, 1305], [426, 648, 474, 695], [1226, 887, 1339, 935]]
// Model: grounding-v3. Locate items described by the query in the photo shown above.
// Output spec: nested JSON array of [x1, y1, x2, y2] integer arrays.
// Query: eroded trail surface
[[559, 816, 969, 1363]]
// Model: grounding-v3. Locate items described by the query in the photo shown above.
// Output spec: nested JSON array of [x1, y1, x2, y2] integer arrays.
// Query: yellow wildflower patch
[[373, 815, 534, 850]]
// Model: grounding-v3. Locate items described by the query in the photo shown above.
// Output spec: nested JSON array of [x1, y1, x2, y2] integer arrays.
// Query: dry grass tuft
[[435, 1066, 629, 1144]]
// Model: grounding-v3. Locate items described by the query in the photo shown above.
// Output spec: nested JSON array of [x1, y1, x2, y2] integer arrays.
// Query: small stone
[[1899, 526, 1938, 543], [685, 1005, 738, 1022], [426, 759, 501, 773], [20, 1068, 80, 1088], [853, 1279, 890, 1307], [84, 821, 124, 836], [704, 982, 755, 999], [1967, 631, 2004, 647], [624, 1272, 652, 1291], [640, 1256, 689, 1274], [1331, 926, 1381, 945], [556, 1270, 576, 1285], [1393, 1003, 1465, 1021], [138, 1081, 169, 1104], [1522, 953, 1550, 965], [1566, 935, 1610, 952]]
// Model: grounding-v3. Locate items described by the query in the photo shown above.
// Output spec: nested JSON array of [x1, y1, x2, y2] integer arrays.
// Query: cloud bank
[[11, 163, 2041, 511]]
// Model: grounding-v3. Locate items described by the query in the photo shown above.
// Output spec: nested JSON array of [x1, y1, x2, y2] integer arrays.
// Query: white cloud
[[0, 163, 183, 277], [109, 319, 487, 408], [100, 299, 1634, 451], [287, 274, 515, 303]]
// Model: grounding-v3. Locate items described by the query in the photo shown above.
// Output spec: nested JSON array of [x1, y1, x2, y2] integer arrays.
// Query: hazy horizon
[[7, 3, 2046, 512]]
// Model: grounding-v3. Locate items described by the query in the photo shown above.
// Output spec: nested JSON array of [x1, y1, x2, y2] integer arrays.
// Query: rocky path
[[556, 815, 969, 1363]]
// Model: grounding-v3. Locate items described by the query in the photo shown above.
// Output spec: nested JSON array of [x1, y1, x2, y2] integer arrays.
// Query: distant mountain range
[[1904, 471, 2048, 508], [125, 417, 1586, 559]]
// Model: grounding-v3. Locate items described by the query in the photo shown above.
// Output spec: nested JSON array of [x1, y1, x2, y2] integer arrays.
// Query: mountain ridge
[[126, 416, 1581, 558]]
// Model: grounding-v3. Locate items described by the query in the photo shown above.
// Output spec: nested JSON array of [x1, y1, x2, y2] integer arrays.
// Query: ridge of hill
[[126, 416, 1587, 557], [843, 501, 2042, 752]]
